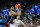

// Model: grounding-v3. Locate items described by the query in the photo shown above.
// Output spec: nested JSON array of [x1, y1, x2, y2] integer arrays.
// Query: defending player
[[6, 16, 27, 27]]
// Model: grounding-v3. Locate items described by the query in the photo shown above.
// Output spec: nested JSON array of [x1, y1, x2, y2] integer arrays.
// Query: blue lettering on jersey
[[15, 22, 19, 26]]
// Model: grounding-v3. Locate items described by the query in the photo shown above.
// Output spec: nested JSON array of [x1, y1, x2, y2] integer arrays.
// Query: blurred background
[[0, 0, 40, 27]]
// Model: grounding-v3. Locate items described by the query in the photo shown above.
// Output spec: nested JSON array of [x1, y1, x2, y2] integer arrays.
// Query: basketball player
[[9, 3, 21, 16], [7, 4, 21, 22], [9, 5, 20, 16], [6, 16, 27, 27]]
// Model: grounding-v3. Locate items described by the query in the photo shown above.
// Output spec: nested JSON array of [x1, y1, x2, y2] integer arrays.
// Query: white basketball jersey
[[10, 19, 21, 27], [37, 26, 40, 27], [10, 24, 16, 27]]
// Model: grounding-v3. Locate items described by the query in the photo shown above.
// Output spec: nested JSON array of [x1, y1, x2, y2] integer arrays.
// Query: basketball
[[15, 4, 21, 8]]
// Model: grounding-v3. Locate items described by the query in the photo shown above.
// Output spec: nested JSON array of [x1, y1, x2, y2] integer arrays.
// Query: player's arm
[[12, 8, 20, 15], [19, 7, 21, 15], [9, 10, 19, 15], [12, 10, 19, 15], [9, 12, 12, 16], [20, 20, 27, 27], [12, 8, 21, 15], [19, 9, 21, 15]]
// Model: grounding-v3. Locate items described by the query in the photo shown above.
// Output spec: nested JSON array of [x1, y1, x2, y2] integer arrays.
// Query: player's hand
[[17, 7, 19, 10]]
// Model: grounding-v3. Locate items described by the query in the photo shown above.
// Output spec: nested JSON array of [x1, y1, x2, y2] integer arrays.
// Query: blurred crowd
[[21, 13, 40, 27]]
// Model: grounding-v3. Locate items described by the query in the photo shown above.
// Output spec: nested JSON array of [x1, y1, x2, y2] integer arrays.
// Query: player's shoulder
[[19, 20, 23, 22], [19, 20, 21, 21]]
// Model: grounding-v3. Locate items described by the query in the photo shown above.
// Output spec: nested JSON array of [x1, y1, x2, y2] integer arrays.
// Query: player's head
[[15, 3, 21, 9], [10, 6, 14, 10], [16, 16, 20, 20]]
